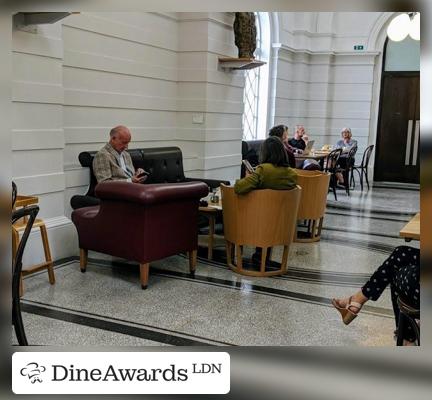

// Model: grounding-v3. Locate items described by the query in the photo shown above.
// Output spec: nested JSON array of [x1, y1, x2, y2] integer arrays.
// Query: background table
[[199, 199, 223, 260], [399, 213, 420, 241]]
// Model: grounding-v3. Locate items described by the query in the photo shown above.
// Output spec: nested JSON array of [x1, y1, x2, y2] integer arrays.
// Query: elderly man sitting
[[93, 125, 148, 184]]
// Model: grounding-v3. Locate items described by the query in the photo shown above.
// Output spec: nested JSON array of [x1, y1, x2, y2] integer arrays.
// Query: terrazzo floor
[[14, 185, 419, 346]]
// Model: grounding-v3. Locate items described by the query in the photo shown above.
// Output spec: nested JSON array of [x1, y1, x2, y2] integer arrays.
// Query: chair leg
[[317, 217, 324, 238], [260, 247, 267, 273], [39, 224, 55, 285], [225, 241, 233, 267], [12, 299, 28, 346], [188, 250, 197, 277], [396, 313, 406, 346], [235, 245, 243, 272], [359, 168, 364, 191], [12, 228, 24, 297], [332, 176, 338, 201], [364, 167, 370, 190], [79, 248, 88, 272], [345, 171, 350, 196], [311, 219, 317, 239], [140, 263, 150, 290], [281, 246, 289, 273]]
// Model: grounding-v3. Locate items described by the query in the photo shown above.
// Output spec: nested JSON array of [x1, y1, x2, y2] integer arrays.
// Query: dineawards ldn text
[[50, 363, 222, 382]]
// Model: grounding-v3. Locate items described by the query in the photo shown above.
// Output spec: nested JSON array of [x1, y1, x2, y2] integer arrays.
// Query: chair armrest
[[70, 194, 101, 210], [184, 177, 230, 189], [95, 181, 209, 205]]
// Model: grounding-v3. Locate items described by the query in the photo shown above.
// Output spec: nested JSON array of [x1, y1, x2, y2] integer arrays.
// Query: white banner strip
[[13, 352, 230, 394]]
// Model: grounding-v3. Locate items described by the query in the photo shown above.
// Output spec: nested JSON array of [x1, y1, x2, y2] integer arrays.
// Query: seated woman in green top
[[235, 136, 297, 195]]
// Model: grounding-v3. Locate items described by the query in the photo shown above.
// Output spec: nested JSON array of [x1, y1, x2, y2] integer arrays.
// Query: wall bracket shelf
[[218, 57, 266, 70]]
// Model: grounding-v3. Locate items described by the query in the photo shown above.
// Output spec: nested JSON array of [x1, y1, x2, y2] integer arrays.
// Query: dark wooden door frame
[[374, 37, 420, 183]]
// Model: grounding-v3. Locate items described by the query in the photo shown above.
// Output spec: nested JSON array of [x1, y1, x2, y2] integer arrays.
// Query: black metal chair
[[12, 181, 17, 207], [323, 148, 342, 200], [396, 296, 420, 346], [337, 146, 357, 196], [350, 144, 374, 191], [12, 204, 39, 346]]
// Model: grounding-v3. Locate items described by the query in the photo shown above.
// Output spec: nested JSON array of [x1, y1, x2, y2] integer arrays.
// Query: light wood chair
[[12, 195, 55, 296], [294, 169, 331, 242], [221, 184, 301, 277]]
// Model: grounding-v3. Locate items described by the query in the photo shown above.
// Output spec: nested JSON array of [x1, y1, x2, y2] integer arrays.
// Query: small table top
[[294, 151, 330, 160], [399, 213, 420, 241], [199, 201, 222, 212]]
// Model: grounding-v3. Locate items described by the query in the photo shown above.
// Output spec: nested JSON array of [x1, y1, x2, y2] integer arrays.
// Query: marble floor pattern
[[14, 186, 420, 346]]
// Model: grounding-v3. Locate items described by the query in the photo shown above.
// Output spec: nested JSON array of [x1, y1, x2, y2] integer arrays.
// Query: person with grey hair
[[335, 127, 357, 150], [93, 125, 148, 184], [334, 127, 358, 186]]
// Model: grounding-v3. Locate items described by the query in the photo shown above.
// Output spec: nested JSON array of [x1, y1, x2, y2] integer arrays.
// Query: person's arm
[[335, 140, 343, 149], [283, 143, 296, 168], [234, 166, 262, 194], [93, 152, 121, 183]]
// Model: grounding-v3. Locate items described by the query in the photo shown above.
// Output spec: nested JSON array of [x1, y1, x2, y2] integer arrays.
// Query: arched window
[[242, 12, 271, 140]]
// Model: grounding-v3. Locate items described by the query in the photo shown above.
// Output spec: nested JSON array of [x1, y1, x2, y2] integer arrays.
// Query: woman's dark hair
[[268, 125, 288, 139], [260, 136, 289, 167]]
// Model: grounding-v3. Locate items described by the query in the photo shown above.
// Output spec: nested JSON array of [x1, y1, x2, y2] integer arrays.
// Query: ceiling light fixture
[[387, 12, 420, 42]]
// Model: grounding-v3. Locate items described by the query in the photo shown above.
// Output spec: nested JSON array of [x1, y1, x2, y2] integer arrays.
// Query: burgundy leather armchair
[[71, 181, 209, 289]]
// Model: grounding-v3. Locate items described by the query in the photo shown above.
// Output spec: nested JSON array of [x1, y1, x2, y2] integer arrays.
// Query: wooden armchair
[[221, 184, 301, 277], [294, 170, 331, 242]]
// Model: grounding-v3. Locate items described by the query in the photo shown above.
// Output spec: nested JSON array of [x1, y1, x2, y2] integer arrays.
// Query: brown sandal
[[332, 296, 362, 325]]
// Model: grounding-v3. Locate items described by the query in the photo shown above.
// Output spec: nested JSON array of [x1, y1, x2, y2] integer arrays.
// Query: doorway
[[374, 38, 420, 184]]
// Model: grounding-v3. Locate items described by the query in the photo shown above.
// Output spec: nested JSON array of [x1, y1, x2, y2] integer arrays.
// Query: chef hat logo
[[20, 362, 46, 383]]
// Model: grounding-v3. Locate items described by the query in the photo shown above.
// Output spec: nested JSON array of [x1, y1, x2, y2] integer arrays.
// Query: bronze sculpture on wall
[[233, 12, 257, 58]]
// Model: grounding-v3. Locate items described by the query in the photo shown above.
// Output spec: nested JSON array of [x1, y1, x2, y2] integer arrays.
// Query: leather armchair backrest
[[78, 146, 187, 195], [136, 147, 186, 184], [247, 140, 264, 157], [78, 151, 98, 196]]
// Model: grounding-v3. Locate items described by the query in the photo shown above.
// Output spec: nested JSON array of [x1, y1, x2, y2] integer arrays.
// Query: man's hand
[[132, 168, 148, 183]]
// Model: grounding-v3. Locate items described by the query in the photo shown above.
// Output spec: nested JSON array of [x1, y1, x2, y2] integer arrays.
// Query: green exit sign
[[354, 45, 364, 50]]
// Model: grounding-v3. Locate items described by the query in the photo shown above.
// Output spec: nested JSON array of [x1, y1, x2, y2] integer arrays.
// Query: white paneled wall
[[12, 23, 77, 263], [274, 11, 384, 163], [177, 12, 243, 181], [62, 12, 181, 215]]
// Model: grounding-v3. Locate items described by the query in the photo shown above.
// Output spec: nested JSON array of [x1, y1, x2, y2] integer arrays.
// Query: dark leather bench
[[71, 146, 230, 210], [241, 140, 263, 178]]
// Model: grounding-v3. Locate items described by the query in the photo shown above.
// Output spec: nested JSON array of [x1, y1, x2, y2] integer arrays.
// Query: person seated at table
[[334, 127, 357, 186], [288, 125, 309, 152], [332, 245, 419, 345], [335, 127, 357, 151], [235, 136, 297, 195], [268, 125, 296, 168]]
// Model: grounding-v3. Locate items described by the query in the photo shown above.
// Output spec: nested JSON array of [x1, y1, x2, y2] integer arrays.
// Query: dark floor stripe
[[322, 226, 401, 239], [21, 302, 232, 346], [319, 236, 396, 254], [326, 203, 417, 217], [325, 210, 410, 223], [372, 183, 420, 191]]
